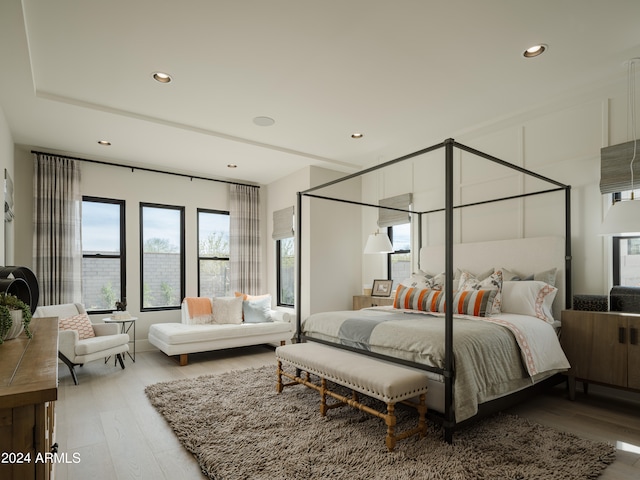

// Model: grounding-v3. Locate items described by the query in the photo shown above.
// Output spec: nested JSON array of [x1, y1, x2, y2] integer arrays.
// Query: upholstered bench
[[275, 342, 429, 451]]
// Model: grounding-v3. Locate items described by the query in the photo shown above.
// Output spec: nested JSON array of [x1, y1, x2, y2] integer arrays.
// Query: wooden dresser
[[0, 317, 58, 480], [561, 309, 640, 399]]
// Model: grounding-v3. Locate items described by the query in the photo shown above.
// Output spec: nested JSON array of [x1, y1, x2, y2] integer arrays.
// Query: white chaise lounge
[[148, 296, 294, 365]]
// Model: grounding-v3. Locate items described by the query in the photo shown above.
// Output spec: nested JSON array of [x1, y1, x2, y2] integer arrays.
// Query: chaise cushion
[[149, 321, 291, 346]]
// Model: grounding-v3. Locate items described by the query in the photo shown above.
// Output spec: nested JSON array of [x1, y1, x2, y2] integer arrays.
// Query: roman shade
[[600, 141, 640, 194], [272, 206, 294, 240], [378, 193, 412, 228]]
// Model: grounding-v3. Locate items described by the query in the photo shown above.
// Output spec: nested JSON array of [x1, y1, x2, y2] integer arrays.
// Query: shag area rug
[[145, 365, 615, 480]]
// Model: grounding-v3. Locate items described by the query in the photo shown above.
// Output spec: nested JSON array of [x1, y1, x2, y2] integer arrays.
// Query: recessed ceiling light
[[522, 44, 547, 58], [351, 133, 364, 139], [97, 140, 111, 146], [152, 72, 173, 83], [227, 164, 238, 168], [253, 116, 275, 127]]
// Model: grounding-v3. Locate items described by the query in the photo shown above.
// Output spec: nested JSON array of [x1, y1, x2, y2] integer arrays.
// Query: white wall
[[0, 105, 13, 265], [6, 71, 636, 351], [265, 165, 362, 322], [265, 167, 308, 317], [359, 76, 632, 298], [13, 149, 251, 351], [307, 167, 362, 315], [12, 146, 359, 349]]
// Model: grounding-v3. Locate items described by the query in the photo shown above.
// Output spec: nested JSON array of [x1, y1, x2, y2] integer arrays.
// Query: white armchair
[[33, 303, 130, 385]]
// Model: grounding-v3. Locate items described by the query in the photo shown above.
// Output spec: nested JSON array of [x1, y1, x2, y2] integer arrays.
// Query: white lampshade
[[364, 230, 393, 254], [600, 199, 640, 236]]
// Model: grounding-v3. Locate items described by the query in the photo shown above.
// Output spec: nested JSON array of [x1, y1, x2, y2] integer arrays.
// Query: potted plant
[[0, 292, 32, 344]]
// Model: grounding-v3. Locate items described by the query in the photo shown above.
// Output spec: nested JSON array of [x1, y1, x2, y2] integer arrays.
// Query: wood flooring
[[53, 346, 640, 480]]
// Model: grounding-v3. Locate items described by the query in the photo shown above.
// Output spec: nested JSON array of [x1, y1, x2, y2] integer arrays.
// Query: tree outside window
[[198, 209, 230, 297], [277, 237, 294, 306], [140, 203, 184, 310]]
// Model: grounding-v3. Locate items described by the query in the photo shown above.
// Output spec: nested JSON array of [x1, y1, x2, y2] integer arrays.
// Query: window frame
[[81, 196, 126, 315], [610, 191, 640, 286], [276, 237, 295, 307], [387, 224, 411, 284], [197, 208, 230, 297], [139, 202, 185, 312], [613, 235, 640, 286]]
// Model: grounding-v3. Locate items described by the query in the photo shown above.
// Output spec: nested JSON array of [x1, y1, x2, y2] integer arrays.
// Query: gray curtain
[[33, 154, 82, 305], [229, 184, 261, 295]]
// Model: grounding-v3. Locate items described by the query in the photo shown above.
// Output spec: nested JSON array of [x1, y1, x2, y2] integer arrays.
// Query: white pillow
[[400, 271, 430, 289], [500, 267, 557, 286], [501, 281, 558, 323], [459, 269, 503, 314], [211, 296, 243, 324]]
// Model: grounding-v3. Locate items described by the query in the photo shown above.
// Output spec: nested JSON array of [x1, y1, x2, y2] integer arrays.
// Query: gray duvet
[[302, 309, 546, 421]]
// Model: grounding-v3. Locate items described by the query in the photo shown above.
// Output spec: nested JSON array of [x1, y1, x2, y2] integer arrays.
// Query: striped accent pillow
[[394, 285, 445, 312], [394, 285, 497, 317], [449, 289, 498, 317]]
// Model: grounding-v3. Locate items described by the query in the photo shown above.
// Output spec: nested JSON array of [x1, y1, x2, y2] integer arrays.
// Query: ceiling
[[1, 0, 640, 185]]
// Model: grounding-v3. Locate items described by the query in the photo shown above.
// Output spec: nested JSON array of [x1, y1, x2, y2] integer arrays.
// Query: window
[[82, 197, 125, 313], [273, 206, 295, 306], [277, 237, 295, 306], [388, 223, 411, 287], [198, 209, 230, 297], [611, 190, 640, 286], [140, 203, 184, 310], [613, 236, 640, 286]]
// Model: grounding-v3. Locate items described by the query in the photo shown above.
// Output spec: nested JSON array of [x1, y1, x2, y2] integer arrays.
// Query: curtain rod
[[30, 150, 260, 189]]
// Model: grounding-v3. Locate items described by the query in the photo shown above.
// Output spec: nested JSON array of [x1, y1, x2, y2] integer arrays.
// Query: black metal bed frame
[[294, 138, 572, 442]]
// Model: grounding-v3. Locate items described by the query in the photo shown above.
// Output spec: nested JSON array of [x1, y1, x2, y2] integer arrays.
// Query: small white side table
[[103, 317, 137, 362]]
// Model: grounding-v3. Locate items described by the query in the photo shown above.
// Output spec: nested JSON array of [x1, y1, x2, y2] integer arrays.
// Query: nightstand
[[561, 309, 640, 399], [353, 295, 394, 310]]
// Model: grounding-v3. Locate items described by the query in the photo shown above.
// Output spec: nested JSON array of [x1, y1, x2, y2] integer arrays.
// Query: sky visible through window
[[393, 223, 410, 251], [83, 204, 229, 255], [82, 201, 120, 252], [199, 212, 230, 255], [142, 207, 181, 250]]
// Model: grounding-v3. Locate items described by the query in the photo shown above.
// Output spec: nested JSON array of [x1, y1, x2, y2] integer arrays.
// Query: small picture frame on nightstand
[[371, 279, 393, 297]]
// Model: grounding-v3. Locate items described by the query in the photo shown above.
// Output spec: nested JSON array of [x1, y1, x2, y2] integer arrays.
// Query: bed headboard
[[419, 236, 567, 320]]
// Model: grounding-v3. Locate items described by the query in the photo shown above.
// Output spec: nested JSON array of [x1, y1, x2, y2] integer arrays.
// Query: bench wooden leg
[[417, 393, 427, 437], [385, 403, 397, 452], [179, 354, 188, 366], [276, 360, 284, 393], [320, 378, 328, 416]]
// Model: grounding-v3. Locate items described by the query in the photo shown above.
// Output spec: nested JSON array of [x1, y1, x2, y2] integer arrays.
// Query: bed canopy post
[[296, 191, 303, 343], [444, 138, 455, 443], [565, 186, 572, 309]]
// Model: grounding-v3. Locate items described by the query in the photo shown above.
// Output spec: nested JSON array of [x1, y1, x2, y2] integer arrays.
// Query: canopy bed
[[293, 138, 572, 442]]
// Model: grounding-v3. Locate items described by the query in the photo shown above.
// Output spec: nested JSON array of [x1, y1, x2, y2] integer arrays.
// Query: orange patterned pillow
[[59, 313, 96, 340]]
